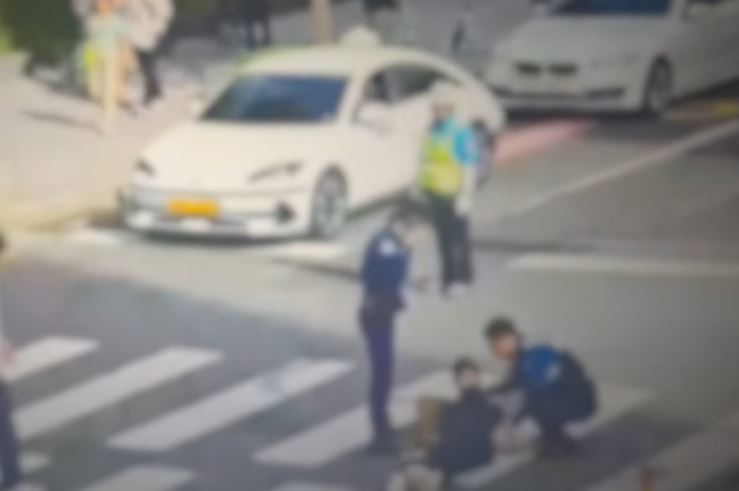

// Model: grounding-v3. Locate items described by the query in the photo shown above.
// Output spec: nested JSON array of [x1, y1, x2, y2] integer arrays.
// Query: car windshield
[[554, 0, 672, 15], [203, 75, 347, 123]]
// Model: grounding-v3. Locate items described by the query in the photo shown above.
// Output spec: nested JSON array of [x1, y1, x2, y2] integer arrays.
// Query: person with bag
[[485, 317, 598, 458], [84, 0, 130, 133], [419, 82, 478, 299], [120, 0, 173, 110], [0, 234, 23, 491]]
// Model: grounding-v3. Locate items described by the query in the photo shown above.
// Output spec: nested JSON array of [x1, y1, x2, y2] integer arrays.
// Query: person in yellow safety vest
[[419, 81, 478, 299]]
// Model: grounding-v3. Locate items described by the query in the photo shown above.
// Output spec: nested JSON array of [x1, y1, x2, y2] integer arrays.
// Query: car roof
[[238, 44, 440, 78]]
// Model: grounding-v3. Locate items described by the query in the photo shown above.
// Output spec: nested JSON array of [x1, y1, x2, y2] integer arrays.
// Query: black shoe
[[537, 435, 579, 459]]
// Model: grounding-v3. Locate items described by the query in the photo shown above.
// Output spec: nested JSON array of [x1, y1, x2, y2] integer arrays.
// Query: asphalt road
[[3, 84, 739, 491]]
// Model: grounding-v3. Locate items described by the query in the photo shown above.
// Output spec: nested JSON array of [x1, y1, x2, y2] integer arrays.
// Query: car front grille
[[515, 61, 579, 78], [549, 63, 578, 77]]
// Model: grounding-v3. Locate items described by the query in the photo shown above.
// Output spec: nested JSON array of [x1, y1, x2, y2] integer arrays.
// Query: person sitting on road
[[387, 358, 501, 491], [428, 358, 502, 483], [485, 317, 598, 458]]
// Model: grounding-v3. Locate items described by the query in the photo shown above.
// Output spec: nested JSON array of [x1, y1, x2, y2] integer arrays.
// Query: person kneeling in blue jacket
[[485, 317, 597, 458]]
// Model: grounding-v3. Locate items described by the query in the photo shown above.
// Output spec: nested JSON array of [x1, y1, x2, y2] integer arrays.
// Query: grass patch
[[0, 28, 12, 56]]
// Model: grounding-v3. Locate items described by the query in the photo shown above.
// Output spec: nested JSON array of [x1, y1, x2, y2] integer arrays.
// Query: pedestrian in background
[[361, 0, 413, 45], [241, 0, 273, 49], [418, 82, 478, 299], [0, 234, 23, 491], [485, 317, 598, 458], [84, 0, 130, 132], [120, 0, 174, 111], [360, 203, 427, 455]]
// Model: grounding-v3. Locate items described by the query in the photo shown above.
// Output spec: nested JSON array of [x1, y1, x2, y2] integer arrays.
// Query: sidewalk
[[0, 0, 527, 229]]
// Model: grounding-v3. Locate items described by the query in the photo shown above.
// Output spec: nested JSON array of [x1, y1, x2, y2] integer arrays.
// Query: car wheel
[[474, 123, 496, 187], [310, 170, 348, 239], [642, 60, 673, 116]]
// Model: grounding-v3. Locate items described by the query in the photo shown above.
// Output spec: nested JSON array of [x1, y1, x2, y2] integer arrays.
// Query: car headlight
[[249, 161, 303, 183]]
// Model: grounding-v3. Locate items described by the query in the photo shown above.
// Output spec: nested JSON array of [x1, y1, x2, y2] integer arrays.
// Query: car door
[[671, 0, 735, 93], [347, 69, 405, 204]]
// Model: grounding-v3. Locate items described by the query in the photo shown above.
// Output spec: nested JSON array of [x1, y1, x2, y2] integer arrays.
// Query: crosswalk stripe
[[269, 483, 351, 491], [255, 371, 459, 468], [78, 465, 194, 491], [585, 409, 739, 491], [457, 383, 653, 488], [0, 453, 51, 483], [108, 359, 352, 452], [6, 336, 98, 383], [21, 452, 50, 474], [16, 347, 221, 440]]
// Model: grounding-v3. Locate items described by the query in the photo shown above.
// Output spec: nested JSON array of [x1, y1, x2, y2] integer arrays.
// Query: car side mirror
[[684, 1, 713, 21], [356, 102, 392, 133]]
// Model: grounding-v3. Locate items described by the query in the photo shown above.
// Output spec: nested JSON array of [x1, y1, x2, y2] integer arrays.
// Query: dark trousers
[[242, 1, 272, 48], [428, 195, 473, 289], [0, 382, 21, 486], [526, 389, 593, 442], [136, 49, 163, 106], [360, 307, 396, 438]]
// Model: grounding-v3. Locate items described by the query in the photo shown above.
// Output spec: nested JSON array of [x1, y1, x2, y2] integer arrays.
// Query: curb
[[0, 191, 117, 232]]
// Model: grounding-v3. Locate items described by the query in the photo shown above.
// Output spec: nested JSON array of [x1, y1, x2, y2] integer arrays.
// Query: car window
[[386, 65, 460, 103], [203, 75, 347, 123], [363, 72, 394, 104]]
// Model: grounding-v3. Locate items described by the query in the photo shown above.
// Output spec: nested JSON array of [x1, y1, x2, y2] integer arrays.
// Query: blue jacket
[[496, 345, 596, 415], [361, 228, 410, 313]]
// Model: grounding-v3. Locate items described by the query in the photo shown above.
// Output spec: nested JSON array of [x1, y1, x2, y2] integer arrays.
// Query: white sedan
[[486, 0, 739, 114], [122, 38, 505, 239]]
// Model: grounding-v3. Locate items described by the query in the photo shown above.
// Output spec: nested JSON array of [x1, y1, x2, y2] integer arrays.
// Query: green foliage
[[0, 0, 79, 63]]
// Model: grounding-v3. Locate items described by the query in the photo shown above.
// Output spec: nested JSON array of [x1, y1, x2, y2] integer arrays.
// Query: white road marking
[[507, 119, 739, 216], [0, 453, 51, 483], [252, 242, 348, 262], [78, 466, 194, 491], [255, 371, 474, 468], [510, 254, 739, 279], [586, 409, 739, 491], [269, 484, 351, 491], [108, 359, 352, 452], [16, 347, 221, 440], [458, 383, 653, 488], [5, 337, 98, 383], [21, 452, 50, 474], [59, 228, 127, 247]]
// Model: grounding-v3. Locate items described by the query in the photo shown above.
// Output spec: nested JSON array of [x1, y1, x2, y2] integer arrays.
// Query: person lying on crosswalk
[[485, 317, 598, 458]]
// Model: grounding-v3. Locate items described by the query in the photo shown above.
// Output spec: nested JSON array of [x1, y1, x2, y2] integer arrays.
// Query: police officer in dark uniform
[[485, 317, 597, 458], [360, 204, 426, 455]]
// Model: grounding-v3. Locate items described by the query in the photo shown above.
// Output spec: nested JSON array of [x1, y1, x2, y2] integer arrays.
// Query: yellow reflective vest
[[419, 127, 464, 198]]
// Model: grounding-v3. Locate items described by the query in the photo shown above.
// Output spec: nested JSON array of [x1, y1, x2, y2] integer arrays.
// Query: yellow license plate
[[167, 199, 220, 218]]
